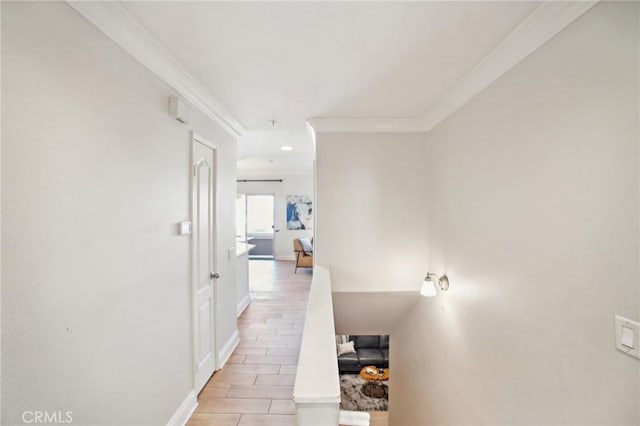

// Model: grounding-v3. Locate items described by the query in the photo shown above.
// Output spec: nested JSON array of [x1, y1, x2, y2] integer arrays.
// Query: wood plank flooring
[[188, 260, 309, 426], [187, 260, 388, 426]]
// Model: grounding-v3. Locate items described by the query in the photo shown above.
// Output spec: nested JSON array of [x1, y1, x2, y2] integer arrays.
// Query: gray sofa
[[337, 335, 389, 374]]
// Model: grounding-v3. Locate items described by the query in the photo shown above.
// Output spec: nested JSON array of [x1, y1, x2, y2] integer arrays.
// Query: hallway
[[3, 2, 638, 424], [187, 261, 310, 426], [187, 261, 389, 426]]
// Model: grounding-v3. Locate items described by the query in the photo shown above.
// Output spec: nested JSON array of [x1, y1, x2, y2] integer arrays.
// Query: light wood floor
[[187, 260, 388, 426], [367, 411, 389, 426]]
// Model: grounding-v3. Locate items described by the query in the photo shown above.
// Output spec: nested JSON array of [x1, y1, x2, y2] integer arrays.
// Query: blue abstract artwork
[[286, 195, 312, 230]]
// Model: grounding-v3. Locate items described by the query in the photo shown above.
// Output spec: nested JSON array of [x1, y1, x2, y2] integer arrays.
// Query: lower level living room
[[337, 335, 390, 425]]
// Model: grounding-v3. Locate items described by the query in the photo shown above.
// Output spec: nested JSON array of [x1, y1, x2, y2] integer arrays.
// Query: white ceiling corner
[[66, 0, 599, 175], [306, 117, 424, 134], [307, 1, 598, 134], [419, 0, 598, 132], [66, 0, 245, 138]]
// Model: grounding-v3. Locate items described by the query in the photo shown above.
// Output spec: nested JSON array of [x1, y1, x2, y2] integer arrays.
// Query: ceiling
[[123, 1, 540, 175]]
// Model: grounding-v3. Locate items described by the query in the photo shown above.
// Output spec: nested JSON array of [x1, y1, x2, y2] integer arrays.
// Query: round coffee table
[[359, 366, 389, 398]]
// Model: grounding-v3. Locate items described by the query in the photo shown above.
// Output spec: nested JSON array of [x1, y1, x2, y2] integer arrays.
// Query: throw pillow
[[337, 341, 356, 357], [335, 334, 349, 345], [299, 237, 313, 254]]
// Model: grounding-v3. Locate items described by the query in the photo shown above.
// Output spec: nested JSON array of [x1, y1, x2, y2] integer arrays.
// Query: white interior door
[[192, 133, 217, 394]]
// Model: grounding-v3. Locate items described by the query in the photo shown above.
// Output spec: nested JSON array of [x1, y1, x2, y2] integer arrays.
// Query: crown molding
[[307, 117, 424, 134], [305, 121, 317, 149], [68, 1, 597, 138], [308, 1, 598, 134], [420, 0, 598, 131], [67, 1, 245, 138], [237, 169, 314, 178]]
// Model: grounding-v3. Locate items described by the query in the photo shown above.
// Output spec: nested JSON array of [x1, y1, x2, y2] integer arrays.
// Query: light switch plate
[[227, 247, 235, 261], [179, 221, 192, 235], [615, 315, 640, 359]]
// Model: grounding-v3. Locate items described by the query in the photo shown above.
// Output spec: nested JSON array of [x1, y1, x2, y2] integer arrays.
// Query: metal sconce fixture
[[420, 272, 450, 297]]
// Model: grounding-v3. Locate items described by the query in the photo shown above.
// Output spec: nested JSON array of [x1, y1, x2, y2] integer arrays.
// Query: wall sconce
[[420, 272, 450, 297]]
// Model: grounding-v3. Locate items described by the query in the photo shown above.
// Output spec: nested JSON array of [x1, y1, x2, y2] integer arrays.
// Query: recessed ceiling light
[[281, 146, 293, 151]]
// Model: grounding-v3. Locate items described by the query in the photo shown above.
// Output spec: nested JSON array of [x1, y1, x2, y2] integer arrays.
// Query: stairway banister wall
[[293, 265, 341, 425]]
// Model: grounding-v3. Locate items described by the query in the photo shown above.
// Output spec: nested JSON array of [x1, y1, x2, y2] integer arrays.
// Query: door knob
[[210, 272, 220, 279]]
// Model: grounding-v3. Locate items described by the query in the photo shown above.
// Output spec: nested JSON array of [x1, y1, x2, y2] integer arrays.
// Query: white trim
[[275, 254, 296, 262], [420, 0, 598, 131], [190, 132, 218, 392], [295, 396, 341, 405], [237, 168, 315, 178], [66, 1, 244, 138], [305, 121, 317, 150], [166, 390, 198, 426], [217, 329, 240, 368], [307, 117, 423, 134], [307, 1, 598, 134], [67, 1, 597, 137], [237, 293, 251, 318], [193, 132, 217, 150]]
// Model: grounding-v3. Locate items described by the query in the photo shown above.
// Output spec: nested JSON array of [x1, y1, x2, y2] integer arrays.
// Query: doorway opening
[[236, 194, 275, 259]]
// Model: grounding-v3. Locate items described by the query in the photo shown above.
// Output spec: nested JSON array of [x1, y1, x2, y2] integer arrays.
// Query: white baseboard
[[275, 254, 296, 262], [167, 390, 198, 426], [218, 329, 240, 368], [237, 293, 251, 317]]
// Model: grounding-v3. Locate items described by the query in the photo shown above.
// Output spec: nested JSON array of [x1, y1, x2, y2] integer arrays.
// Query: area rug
[[339, 374, 388, 412]]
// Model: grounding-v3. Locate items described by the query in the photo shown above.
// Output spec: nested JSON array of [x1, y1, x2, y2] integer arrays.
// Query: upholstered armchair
[[293, 237, 313, 273]]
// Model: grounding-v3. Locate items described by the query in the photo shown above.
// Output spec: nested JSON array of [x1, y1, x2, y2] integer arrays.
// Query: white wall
[[391, 2, 639, 425], [237, 174, 313, 261], [236, 246, 251, 316], [315, 133, 429, 292], [1, 2, 237, 425], [294, 265, 340, 426]]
